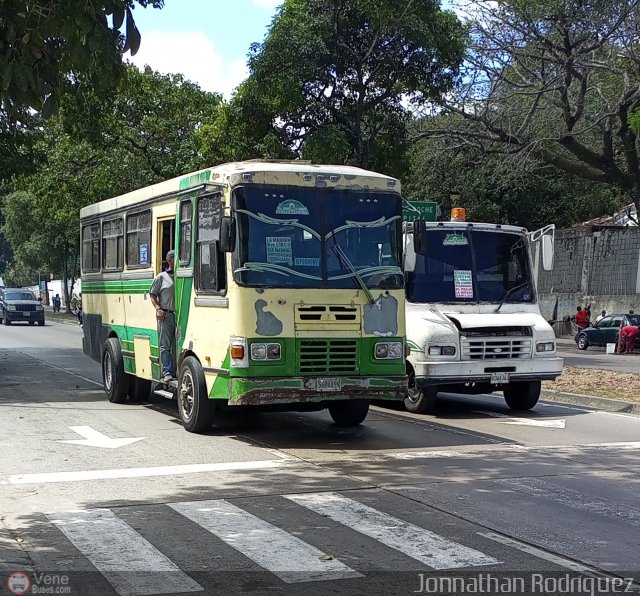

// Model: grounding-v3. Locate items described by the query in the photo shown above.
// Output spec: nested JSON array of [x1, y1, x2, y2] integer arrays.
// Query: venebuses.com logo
[[7, 572, 30, 595]]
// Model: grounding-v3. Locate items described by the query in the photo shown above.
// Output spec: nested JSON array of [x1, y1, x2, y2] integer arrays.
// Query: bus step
[[153, 389, 174, 399]]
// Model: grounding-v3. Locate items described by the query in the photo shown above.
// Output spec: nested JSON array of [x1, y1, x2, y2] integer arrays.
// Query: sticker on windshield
[[443, 233, 468, 246], [294, 257, 320, 267], [275, 199, 309, 216], [266, 237, 293, 265], [454, 270, 473, 298]]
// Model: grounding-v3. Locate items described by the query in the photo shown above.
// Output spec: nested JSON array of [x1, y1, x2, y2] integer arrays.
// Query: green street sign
[[403, 201, 438, 222]]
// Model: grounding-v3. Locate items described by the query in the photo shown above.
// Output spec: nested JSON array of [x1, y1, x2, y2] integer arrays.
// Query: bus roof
[[80, 160, 400, 219]]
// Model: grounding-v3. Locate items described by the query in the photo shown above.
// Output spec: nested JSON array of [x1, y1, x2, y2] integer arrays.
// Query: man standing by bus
[[150, 250, 175, 383]]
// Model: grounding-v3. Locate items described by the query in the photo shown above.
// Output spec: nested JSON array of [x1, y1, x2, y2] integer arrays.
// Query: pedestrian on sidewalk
[[596, 309, 606, 323], [149, 250, 175, 384]]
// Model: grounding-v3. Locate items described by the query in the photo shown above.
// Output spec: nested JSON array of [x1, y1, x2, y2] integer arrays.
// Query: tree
[[245, 0, 466, 173], [2, 67, 221, 309], [418, 0, 640, 216], [0, 0, 163, 116]]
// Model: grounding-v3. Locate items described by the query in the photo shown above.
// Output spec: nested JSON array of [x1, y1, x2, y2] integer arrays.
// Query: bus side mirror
[[413, 219, 428, 255], [220, 216, 236, 253], [404, 236, 416, 272], [541, 234, 554, 270]]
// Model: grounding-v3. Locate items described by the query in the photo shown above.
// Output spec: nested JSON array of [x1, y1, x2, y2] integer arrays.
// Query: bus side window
[[179, 199, 193, 266], [196, 193, 226, 294]]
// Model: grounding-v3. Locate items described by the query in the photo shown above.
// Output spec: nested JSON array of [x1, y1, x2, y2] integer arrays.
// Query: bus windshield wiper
[[331, 232, 375, 304], [494, 281, 531, 313]]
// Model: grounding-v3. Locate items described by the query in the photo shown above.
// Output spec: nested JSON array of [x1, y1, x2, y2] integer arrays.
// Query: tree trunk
[[62, 244, 72, 314]]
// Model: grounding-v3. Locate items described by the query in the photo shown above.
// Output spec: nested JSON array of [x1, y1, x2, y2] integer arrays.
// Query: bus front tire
[[328, 399, 369, 426], [102, 338, 128, 404], [404, 371, 437, 414], [178, 356, 214, 433], [503, 380, 541, 411]]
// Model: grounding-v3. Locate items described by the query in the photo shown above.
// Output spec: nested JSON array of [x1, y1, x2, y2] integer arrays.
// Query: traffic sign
[[403, 201, 438, 221]]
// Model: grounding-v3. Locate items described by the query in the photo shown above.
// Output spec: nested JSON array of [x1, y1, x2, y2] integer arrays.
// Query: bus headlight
[[536, 341, 555, 353], [375, 341, 403, 360], [428, 345, 456, 356], [250, 342, 282, 361]]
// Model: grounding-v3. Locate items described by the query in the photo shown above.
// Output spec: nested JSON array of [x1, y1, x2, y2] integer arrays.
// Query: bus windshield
[[406, 229, 534, 304], [233, 185, 403, 289]]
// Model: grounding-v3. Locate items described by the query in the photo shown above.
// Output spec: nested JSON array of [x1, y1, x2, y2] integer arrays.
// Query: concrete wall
[[538, 227, 640, 324]]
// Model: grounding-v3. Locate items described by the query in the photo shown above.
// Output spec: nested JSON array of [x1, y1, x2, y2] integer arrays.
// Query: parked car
[[0, 288, 45, 326], [575, 314, 640, 350]]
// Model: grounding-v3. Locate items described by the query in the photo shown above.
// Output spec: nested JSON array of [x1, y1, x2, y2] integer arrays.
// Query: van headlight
[[536, 341, 555, 353], [374, 341, 403, 360], [250, 342, 282, 361], [428, 345, 456, 356], [6, 305, 16, 311]]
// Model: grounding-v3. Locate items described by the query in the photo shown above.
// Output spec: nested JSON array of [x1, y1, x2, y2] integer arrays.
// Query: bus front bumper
[[226, 376, 407, 406], [412, 357, 563, 386]]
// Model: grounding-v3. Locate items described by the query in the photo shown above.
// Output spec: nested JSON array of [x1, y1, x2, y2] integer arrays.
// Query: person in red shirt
[[574, 306, 590, 329], [619, 325, 639, 353]]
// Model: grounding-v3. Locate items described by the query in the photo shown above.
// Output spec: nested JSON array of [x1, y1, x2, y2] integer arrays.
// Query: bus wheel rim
[[103, 352, 113, 390], [180, 370, 195, 418], [406, 373, 419, 403]]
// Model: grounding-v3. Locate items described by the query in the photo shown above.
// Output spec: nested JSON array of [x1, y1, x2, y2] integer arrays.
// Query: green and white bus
[[81, 161, 407, 432]]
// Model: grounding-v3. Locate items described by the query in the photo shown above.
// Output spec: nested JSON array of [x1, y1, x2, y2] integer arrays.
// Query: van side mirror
[[541, 234, 554, 270], [413, 219, 428, 255], [220, 216, 236, 253]]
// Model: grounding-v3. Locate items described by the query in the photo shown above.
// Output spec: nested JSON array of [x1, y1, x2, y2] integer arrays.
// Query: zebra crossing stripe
[[286, 492, 500, 570], [46, 509, 203, 596], [168, 500, 362, 583]]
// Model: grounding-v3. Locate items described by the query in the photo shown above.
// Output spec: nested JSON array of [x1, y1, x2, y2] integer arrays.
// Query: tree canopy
[[245, 0, 466, 173], [0, 0, 163, 116]]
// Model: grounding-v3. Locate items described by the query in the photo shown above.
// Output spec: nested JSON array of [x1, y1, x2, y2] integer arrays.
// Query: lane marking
[[169, 500, 360, 583], [47, 509, 203, 596], [286, 492, 499, 570], [0, 459, 289, 485], [499, 478, 640, 527], [474, 411, 566, 428], [57, 426, 145, 449]]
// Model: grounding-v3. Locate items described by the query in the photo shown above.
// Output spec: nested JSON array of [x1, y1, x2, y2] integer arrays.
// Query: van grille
[[298, 339, 358, 374], [461, 338, 532, 360]]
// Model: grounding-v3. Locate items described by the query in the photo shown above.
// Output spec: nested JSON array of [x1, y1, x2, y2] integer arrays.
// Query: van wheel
[[328, 399, 369, 426], [28, 321, 34, 326], [102, 338, 128, 403], [128, 376, 151, 402], [178, 356, 214, 433], [3, 316, 11, 325], [404, 370, 438, 413], [503, 380, 541, 410]]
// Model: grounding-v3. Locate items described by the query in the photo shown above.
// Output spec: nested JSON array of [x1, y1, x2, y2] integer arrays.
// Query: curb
[[541, 389, 640, 414]]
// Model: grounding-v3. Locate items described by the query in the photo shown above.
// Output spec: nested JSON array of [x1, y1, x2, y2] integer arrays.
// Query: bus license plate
[[317, 378, 341, 392], [491, 372, 510, 384]]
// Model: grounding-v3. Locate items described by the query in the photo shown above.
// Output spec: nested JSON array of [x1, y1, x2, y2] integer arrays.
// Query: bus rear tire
[[404, 370, 437, 414], [328, 399, 369, 426], [102, 338, 128, 404], [503, 380, 541, 411], [178, 356, 214, 433], [128, 376, 151, 402]]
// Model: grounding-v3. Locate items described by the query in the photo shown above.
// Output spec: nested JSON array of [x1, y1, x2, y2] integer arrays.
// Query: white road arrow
[[57, 426, 145, 449], [474, 411, 566, 429]]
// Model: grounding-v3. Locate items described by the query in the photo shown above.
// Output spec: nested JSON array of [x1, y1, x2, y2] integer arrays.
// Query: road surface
[[0, 321, 638, 595]]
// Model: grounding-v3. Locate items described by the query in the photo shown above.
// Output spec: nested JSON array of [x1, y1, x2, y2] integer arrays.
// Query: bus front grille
[[298, 339, 358, 375]]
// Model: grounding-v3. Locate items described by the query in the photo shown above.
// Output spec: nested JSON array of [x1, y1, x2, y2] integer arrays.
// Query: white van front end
[[404, 219, 563, 412]]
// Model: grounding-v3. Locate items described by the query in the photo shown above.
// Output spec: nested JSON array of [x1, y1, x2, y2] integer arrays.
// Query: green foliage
[[0, 0, 163, 115], [407, 129, 626, 229], [630, 110, 640, 134], [1, 66, 221, 293], [245, 0, 466, 173]]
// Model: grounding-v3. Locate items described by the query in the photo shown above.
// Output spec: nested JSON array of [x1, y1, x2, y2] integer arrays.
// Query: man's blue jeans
[[158, 312, 175, 378]]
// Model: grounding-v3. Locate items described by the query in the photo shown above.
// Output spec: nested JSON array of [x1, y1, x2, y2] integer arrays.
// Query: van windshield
[[406, 229, 534, 304], [233, 185, 403, 289]]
